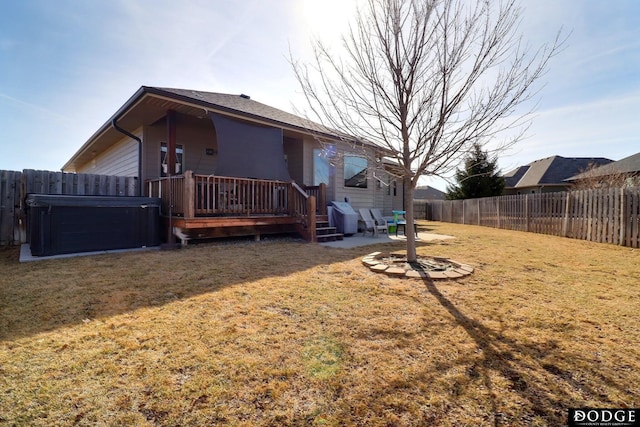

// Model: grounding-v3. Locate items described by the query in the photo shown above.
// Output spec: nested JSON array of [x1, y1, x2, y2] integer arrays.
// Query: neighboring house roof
[[413, 186, 445, 200], [344, 169, 368, 188], [504, 156, 613, 189], [63, 86, 357, 171], [568, 151, 640, 181], [503, 165, 530, 188]]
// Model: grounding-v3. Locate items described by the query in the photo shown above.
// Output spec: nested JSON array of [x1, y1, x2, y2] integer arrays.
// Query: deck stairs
[[314, 215, 343, 242]]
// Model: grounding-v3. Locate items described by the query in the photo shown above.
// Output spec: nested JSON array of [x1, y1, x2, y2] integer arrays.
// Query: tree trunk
[[291, 0, 562, 257], [404, 177, 417, 262]]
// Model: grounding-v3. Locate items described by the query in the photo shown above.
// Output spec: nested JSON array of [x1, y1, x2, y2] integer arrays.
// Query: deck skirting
[[165, 215, 302, 244]]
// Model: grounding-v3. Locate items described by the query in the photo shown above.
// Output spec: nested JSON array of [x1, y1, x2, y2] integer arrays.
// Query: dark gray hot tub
[[25, 194, 161, 256]]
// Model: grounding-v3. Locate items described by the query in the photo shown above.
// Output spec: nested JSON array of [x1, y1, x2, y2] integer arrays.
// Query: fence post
[[525, 195, 530, 232], [496, 197, 501, 229], [462, 200, 465, 225], [562, 192, 571, 237], [620, 187, 627, 246], [1, 170, 21, 246]]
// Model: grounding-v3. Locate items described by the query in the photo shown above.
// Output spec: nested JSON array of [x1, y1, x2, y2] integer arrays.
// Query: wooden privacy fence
[[416, 187, 640, 248], [0, 171, 22, 247], [413, 200, 428, 221], [0, 169, 138, 246]]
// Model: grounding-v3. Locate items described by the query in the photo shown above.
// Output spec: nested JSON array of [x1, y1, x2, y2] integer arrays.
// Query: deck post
[[307, 195, 317, 242], [288, 182, 295, 216], [318, 183, 327, 215], [183, 170, 195, 219], [166, 110, 177, 177]]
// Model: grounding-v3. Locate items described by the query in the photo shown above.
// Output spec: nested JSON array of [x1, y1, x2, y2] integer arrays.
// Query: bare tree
[[571, 163, 638, 191], [292, 0, 562, 261]]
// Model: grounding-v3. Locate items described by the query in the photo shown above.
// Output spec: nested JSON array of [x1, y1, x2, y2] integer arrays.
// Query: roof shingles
[[569, 151, 640, 180], [153, 87, 336, 137], [504, 156, 613, 189]]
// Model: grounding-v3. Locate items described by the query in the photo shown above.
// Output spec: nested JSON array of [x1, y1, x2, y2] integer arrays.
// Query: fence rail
[[0, 169, 138, 246], [415, 187, 640, 248]]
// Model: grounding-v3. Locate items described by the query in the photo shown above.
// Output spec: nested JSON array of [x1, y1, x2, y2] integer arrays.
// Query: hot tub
[[25, 194, 161, 256]]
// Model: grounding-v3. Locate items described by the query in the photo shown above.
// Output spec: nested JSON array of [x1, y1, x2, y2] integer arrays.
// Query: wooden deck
[[167, 215, 299, 243], [148, 172, 329, 244]]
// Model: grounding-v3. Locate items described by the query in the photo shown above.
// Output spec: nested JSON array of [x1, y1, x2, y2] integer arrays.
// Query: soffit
[[65, 93, 314, 170]]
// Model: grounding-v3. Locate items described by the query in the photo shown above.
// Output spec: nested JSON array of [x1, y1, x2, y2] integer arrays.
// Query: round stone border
[[362, 251, 474, 280]]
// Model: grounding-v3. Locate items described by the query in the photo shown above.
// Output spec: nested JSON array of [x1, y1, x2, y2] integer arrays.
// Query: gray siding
[[302, 137, 315, 185], [391, 178, 404, 212], [300, 140, 403, 214], [143, 115, 218, 180], [369, 170, 403, 216], [142, 125, 161, 181], [304, 137, 338, 203], [333, 147, 376, 211], [177, 116, 218, 175], [76, 132, 139, 177], [71, 108, 405, 213], [375, 172, 397, 216], [284, 136, 304, 184]]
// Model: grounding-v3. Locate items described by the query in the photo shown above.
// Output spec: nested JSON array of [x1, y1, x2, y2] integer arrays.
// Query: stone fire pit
[[362, 251, 473, 279]]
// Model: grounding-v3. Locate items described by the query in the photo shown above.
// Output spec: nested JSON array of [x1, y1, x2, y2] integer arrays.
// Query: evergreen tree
[[446, 144, 505, 200]]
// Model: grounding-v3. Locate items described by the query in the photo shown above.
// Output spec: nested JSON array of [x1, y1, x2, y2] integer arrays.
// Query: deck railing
[[302, 184, 327, 215], [146, 175, 185, 216], [192, 174, 291, 216], [146, 172, 321, 241], [290, 182, 316, 242]]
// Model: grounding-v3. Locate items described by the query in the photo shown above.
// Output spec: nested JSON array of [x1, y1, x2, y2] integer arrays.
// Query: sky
[[1, 0, 639, 191]]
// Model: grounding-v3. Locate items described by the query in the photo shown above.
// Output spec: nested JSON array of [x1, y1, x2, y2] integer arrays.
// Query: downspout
[[111, 116, 143, 196]]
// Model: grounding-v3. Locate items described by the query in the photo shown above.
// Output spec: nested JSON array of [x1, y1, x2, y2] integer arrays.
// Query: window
[[344, 155, 367, 188], [314, 146, 336, 185], [313, 148, 330, 185], [161, 142, 184, 176]]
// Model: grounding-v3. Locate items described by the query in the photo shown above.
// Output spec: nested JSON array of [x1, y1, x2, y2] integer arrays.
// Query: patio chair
[[358, 208, 387, 236], [369, 208, 390, 235], [392, 210, 419, 237]]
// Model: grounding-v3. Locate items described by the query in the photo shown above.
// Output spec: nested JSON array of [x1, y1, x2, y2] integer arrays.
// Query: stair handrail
[[290, 181, 316, 242], [291, 182, 309, 198], [301, 183, 327, 215]]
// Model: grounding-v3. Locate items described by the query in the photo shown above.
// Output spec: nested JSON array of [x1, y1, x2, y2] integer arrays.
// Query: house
[[567, 151, 640, 187], [62, 86, 404, 243], [502, 155, 613, 195], [413, 185, 445, 200]]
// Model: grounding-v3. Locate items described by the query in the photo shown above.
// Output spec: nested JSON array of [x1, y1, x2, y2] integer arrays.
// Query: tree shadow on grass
[[0, 235, 436, 342], [420, 276, 630, 426]]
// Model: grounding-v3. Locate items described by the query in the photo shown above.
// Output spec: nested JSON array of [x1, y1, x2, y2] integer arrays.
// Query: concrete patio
[[318, 231, 454, 249]]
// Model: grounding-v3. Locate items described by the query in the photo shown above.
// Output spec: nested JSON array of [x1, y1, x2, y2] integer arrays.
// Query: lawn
[[1, 222, 639, 426]]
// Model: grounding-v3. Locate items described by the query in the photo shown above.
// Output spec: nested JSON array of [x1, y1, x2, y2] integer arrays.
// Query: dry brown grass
[[1, 223, 639, 426]]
